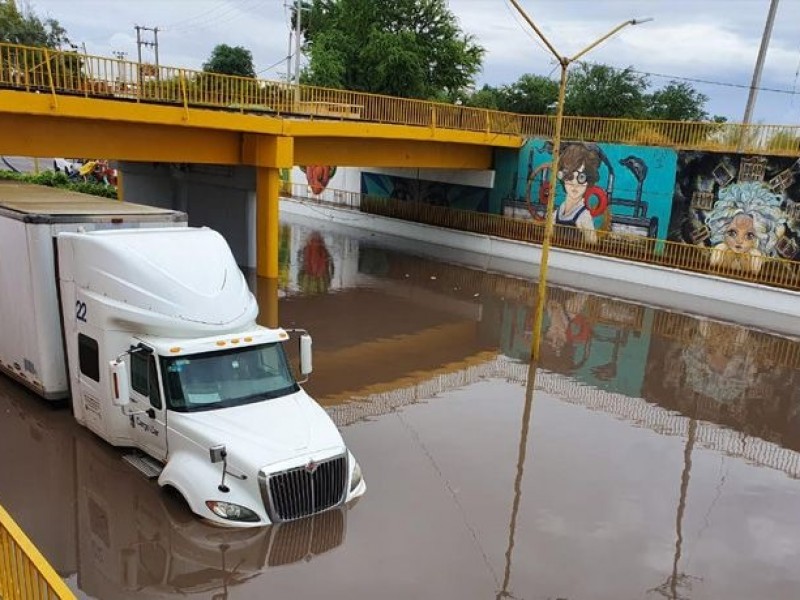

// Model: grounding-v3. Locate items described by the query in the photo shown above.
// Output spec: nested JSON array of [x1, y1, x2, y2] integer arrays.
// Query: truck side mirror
[[109, 359, 130, 407], [209, 445, 227, 464], [299, 334, 313, 376]]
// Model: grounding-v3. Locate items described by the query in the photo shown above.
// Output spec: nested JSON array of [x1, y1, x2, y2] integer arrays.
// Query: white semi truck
[[0, 181, 365, 527]]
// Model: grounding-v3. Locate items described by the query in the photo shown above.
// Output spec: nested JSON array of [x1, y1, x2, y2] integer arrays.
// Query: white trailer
[[0, 181, 365, 527], [0, 181, 186, 399]]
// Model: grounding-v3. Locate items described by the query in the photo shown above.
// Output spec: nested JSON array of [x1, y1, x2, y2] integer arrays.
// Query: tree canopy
[[202, 44, 256, 78], [300, 0, 484, 99], [0, 0, 68, 47], [465, 74, 558, 114], [463, 63, 715, 122]]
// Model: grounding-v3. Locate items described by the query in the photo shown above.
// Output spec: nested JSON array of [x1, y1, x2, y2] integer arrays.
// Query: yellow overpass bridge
[[2, 42, 800, 278]]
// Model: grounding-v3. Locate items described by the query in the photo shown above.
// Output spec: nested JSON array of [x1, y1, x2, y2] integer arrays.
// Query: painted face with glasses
[[552, 143, 602, 232], [558, 166, 589, 211]]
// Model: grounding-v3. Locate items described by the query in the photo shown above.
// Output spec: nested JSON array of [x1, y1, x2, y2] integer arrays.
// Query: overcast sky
[[28, 0, 800, 124]]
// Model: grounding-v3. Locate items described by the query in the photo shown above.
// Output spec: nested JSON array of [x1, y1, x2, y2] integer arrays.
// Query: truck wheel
[[162, 485, 194, 524]]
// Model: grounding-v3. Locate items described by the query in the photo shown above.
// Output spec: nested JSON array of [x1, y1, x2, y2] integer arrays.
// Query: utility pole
[[740, 0, 780, 149], [287, 29, 293, 84], [113, 51, 127, 88], [294, 0, 302, 87], [135, 25, 161, 89]]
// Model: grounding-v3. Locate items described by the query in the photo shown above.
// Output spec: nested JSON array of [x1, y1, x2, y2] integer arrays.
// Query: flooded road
[[2, 215, 800, 599]]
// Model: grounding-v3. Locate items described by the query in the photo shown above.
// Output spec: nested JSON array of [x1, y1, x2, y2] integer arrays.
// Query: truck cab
[[57, 226, 365, 527]]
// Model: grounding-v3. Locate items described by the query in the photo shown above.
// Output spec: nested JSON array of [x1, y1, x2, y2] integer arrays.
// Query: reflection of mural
[[278, 224, 291, 289], [644, 312, 800, 451], [301, 165, 337, 195], [280, 167, 292, 194], [298, 232, 333, 294], [671, 152, 800, 268], [498, 287, 653, 398], [361, 171, 490, 212], [680, 320, 758, 405], [505, 139, 676, 243]]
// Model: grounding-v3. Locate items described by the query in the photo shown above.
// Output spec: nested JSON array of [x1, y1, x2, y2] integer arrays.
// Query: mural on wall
[[670, 152, 800, 271], [300, 165, 337, 195], [505, 139, 677, 243], [361, 171, 490, 212]]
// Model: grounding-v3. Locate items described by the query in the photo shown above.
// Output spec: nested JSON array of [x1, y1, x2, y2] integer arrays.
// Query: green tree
[[646, 81, 709, 121], [463, 84, 502, 110], [565, 63, 649, 119], [301, 0, 484, 99], [0, 0, 68, 47], [498, 74, 558, 114], [202, 44, 255, 78]]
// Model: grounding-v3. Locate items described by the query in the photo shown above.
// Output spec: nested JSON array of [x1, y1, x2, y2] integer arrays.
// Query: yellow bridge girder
[[0, 90, 519, 168], [0, 89, 523, 279]]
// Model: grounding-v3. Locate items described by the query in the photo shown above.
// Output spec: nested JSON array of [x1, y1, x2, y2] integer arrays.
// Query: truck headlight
[[350, 460, 363, 492], [205, 500, 260, 522]]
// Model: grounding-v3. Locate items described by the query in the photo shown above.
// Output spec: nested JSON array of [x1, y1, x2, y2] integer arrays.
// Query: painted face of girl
[[724, 214, 757, 253], [559, 164, 588, 205]]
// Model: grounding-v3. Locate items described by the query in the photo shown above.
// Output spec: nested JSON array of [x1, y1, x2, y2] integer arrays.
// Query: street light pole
[[507, 0, 651, 360]]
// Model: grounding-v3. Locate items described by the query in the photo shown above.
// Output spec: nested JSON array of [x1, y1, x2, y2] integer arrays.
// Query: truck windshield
[[160, 343, 299, 412]]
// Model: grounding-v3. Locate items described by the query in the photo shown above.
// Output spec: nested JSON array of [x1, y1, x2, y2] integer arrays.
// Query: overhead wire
[[165, 0, 266, 33], [576, 59, 800, 97], [162, 1, 234, 31], [502, 0, 554, 60]]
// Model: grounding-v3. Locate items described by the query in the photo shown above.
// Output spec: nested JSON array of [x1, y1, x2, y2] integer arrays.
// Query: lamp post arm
[[506, 0, 562, 61], [569, 19, 638, 63]]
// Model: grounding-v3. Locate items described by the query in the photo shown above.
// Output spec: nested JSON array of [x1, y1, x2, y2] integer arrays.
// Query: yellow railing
[[2, 42, 800, 155], [287, 188, 800, 293], [0, 504, 75, 600]]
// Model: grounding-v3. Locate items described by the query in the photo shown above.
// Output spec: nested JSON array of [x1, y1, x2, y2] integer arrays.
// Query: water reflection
[[274, 217, 800, 597], [4, 215, 800, 598], [0, 378, 348, 600], [291, 219, 800, 460]]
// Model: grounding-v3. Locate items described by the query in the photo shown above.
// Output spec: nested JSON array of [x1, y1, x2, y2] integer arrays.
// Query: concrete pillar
[[256, 166, 281, 279]]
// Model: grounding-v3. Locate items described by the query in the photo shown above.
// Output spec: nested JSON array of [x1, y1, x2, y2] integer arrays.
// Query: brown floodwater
[[2, 216, 800, 599]]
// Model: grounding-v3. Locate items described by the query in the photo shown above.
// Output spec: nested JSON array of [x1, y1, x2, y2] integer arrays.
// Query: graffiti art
[[506, 139, 677, 244], [361, 171, 490, 212], [301, 165, 337, 195], [670, 152, 800, 271]]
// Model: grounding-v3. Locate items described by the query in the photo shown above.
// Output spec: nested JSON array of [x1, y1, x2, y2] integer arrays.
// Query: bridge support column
[[255, 166, 281, 279], [242, 134, 294, 280]]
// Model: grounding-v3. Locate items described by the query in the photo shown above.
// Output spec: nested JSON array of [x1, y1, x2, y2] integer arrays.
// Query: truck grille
[[261, 455, 347, 522]]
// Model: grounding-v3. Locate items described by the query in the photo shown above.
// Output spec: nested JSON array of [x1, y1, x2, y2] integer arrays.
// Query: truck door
[[74, 326, 107, 437], [129, 348, 168, 462]]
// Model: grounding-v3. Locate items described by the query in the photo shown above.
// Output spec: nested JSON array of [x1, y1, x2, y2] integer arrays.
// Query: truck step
[[122, 452, 164, 479]]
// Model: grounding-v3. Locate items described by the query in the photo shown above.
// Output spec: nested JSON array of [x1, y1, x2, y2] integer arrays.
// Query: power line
[[256, 55, 291, 75], [577, 60, 800, 97], [502, 0, 552, 60], [166, 0, 265, 33], [162, 1, 234, 31]]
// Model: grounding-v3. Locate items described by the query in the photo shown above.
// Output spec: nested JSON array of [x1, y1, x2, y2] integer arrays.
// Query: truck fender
[[158, 451, 220, 519]]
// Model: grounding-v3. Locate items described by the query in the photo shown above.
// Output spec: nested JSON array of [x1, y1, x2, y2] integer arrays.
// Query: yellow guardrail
[[0, 503, 75, 600], [360, 196, 800, 290], [285, 186, 800, 293], [2, 42, 800, 155]]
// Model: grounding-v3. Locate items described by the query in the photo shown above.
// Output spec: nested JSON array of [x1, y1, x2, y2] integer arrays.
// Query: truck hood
[[168, 390, 344, 471]]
